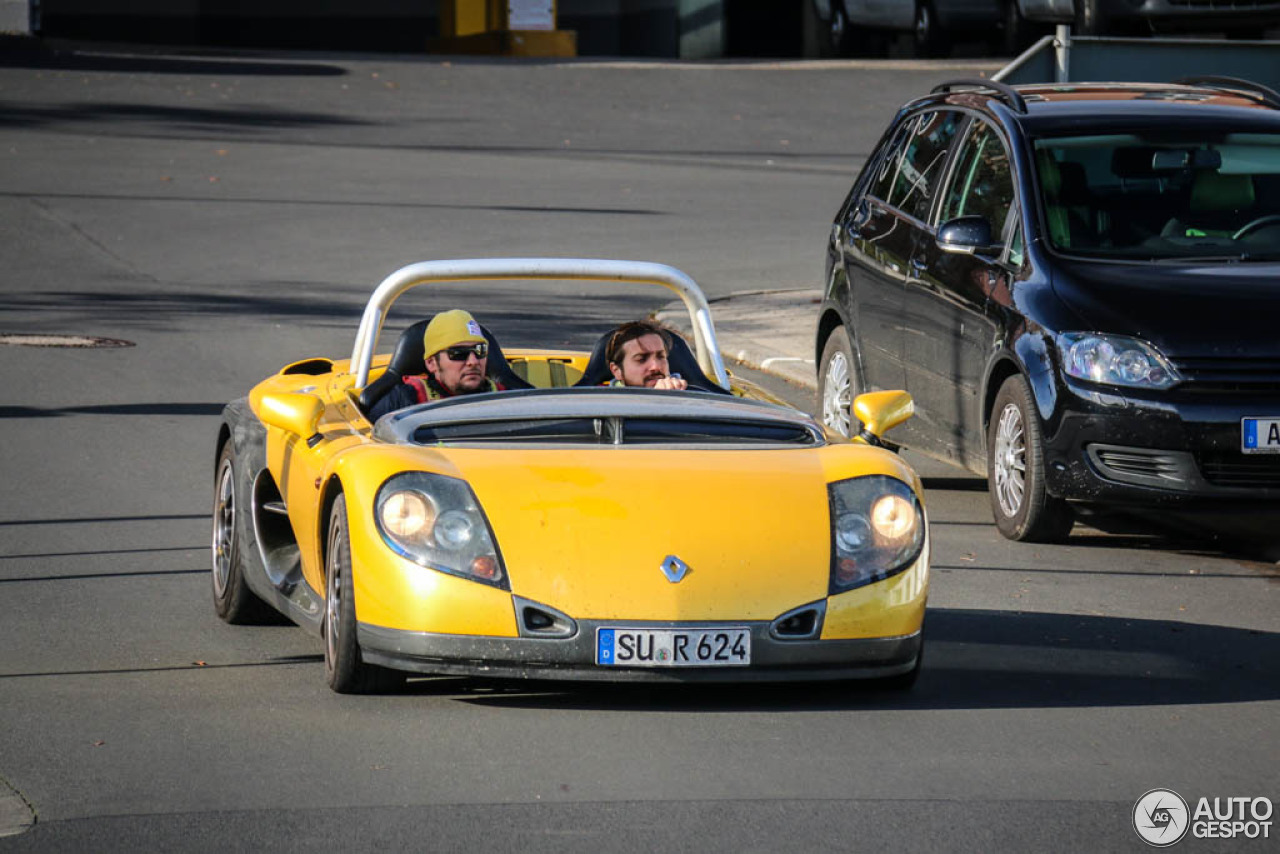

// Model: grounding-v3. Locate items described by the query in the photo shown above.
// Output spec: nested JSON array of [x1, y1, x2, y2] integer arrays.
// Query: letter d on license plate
[[596, 627, 751, 667]]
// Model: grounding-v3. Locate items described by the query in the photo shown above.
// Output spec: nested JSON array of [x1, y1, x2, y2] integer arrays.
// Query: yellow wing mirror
[[252, 390, 325, 447], [852, 390, 914, 447]]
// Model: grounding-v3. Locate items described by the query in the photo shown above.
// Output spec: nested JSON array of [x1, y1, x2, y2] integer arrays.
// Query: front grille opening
[[514, 597, 578, 639], [770, 601, 826, 641], [1197, 451, 1280, 488], [775, 610, 818, 636]]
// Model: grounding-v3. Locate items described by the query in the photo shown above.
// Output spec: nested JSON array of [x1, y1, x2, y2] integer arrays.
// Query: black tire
[[986, 375, 1074, 542], [998, 0, 1038, 54], [211, 442, 275, 624], [818, 326, 861, 439], [912, 1, 951, 58], [324, 494, 406, 694]]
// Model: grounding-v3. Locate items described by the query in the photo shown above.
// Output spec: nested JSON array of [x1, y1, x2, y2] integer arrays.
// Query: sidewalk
[[657, 289, 822, 391]]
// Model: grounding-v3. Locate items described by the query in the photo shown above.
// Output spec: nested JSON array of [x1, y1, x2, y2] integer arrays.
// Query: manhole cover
[[0, 334, 135, 348]]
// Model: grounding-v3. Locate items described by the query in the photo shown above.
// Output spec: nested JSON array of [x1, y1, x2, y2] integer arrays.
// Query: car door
[[838, 116, 915, 394], [902, 117, 1018, 471]]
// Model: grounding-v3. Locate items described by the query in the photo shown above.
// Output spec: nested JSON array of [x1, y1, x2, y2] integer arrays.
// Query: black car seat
[[1038, 153, 1096, 249], [357, 321, 532, 413], [1161, 171, 1256, 239], [572, 325, 731, 394]]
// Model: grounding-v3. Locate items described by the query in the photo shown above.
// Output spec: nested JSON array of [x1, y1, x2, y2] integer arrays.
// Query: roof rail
[[1173, 75, 1280, 109], [931, 78, 1027, 114]]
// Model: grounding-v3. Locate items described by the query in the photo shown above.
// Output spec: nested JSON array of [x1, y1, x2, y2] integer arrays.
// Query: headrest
[[1190, 171, 1255, 213]]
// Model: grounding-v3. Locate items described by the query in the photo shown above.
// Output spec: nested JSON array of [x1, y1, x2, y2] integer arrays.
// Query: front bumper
[[357, 621, 922, 683], [1042, 381, 1280, 506]]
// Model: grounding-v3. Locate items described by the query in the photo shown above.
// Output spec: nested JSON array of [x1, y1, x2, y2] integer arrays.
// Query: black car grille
[[1169, 356, 1280, 393], [1196, 451, 1280, 488]]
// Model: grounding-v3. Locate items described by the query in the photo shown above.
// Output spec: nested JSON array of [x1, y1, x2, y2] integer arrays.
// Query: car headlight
[[374, 472, 508, 589], [1059, 332, 1180, 390], [828, 475, 925, 593]]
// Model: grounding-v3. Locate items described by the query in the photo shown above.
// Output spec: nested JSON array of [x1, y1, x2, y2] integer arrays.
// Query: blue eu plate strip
[[597, 629, 616, 665]]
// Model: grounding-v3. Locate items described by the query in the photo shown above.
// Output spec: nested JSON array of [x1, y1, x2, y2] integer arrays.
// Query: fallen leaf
[[193, 661, 207, 666], [92, 740, 106, 747]]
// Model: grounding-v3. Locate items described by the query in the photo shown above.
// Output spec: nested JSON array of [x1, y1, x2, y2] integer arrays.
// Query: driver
[[606, 320, 689, 391], [367, 309, 508, 421]]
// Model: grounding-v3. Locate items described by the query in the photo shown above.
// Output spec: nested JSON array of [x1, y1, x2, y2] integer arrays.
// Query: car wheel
[[819, 326, 860, 438], [912, 1, 950, 58], [987, 376, 1074, 542], [998, 0, 1037, 54], [324, 494, 405, 694], [211, 442, 274, 624]]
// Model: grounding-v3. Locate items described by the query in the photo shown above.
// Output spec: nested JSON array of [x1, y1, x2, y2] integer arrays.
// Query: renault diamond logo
[[660, 555, 690, 583]]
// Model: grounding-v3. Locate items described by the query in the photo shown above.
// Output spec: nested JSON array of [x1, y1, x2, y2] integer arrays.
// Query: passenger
[[606, 320, 689, 391], [367, 309, 508, 421]]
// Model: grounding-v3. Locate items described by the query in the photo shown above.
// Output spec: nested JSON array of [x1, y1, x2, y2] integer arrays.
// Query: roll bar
[[349, 258, 730, 390]]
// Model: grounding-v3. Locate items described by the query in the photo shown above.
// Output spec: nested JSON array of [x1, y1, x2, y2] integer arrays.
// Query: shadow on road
[[0, 37, 347, 76], [441, 608, 1280, 712]]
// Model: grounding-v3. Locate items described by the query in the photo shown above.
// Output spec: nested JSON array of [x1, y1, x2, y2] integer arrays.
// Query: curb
[[0, 778, 35, 838]]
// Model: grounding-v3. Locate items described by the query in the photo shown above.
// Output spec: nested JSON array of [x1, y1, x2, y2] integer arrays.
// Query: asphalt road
[[1, 41, 1277, 852]]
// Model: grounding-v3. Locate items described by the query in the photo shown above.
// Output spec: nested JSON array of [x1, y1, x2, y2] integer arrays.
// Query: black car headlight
[[828, 475, 925, 593], [374, 472, 508, 589], [1059, 332, 1180, 390]]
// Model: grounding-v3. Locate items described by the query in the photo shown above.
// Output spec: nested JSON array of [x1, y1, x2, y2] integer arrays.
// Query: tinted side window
[[868, 118, 915, 203], [892, 110, 964, 221], [941, 120, 1015, 237]]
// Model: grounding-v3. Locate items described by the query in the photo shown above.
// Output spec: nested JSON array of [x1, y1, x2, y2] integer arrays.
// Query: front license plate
[[1242, 418, 1280, 454], [596, 627, 751, 667]]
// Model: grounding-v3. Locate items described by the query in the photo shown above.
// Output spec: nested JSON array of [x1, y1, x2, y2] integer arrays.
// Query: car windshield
[[1033, 131, 1280, 261]]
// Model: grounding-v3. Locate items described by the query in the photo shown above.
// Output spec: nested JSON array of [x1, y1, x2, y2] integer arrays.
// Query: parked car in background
[[808, 0, 1004, 57], [816, 77, 1280, 542], [1004, 0, 1280, 40]]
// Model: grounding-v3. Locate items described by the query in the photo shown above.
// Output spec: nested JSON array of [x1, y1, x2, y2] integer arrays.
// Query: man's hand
[[652, 375, 688, 391]]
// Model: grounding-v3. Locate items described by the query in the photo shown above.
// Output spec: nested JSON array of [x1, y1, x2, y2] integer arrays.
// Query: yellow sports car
[[212, 259, 929, 692]]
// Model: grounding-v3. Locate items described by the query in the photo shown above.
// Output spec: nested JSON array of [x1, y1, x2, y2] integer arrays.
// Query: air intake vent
[[513, 596, 578, 639], [770, 601, 827, 641], [1086, 444, 1196, 490]]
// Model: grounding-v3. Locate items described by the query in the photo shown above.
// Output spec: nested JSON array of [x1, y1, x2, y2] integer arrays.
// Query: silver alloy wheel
[[822, 350, 853, 437], [212, 458, 235, 598], [325, 521, 341, 666], [992, 401, 1027, 518]]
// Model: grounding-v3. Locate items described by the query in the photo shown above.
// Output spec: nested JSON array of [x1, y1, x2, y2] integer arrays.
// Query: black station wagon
[[816, 77, 1280, 542]]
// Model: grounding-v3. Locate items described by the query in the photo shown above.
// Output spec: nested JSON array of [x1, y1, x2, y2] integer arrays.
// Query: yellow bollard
[[433, 0, 577, 57]]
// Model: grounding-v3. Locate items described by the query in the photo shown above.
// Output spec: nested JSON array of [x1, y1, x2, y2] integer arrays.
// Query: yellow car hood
[[452, 448, 831, 621]]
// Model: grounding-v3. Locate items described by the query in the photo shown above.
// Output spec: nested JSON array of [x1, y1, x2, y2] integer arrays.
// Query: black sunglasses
[[443, 343, 488, 362]]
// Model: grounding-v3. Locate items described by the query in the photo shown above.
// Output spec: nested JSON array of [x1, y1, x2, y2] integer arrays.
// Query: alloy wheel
[[325, 522, 342, 666], [212, 458, 235, 598], [823, 351, 853, 437], [993, 402, 1026, 517]]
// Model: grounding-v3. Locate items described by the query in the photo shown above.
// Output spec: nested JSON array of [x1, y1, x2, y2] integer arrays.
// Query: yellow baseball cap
[[423, 309, 486, 358]]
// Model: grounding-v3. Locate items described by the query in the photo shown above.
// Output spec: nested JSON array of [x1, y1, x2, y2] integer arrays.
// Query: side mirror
[[937, 215, 995, 255], [853, 390, 914, 447], [252, 391, 324, 446]]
